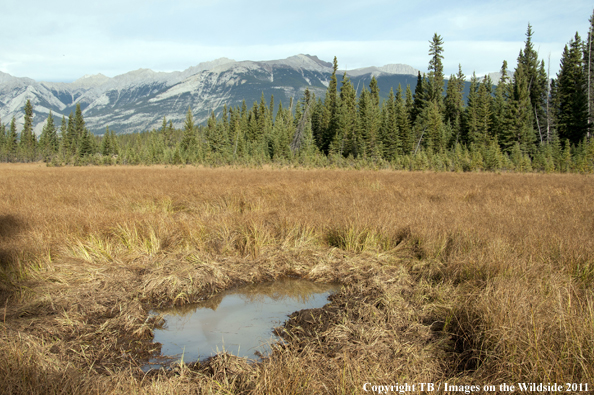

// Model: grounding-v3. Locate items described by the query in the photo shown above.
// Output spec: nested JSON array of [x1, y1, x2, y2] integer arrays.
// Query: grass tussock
[[0, 163, 593, 394]]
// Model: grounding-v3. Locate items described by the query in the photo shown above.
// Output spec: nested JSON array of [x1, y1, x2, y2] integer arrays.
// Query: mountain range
[[0, 55, 421, 135]]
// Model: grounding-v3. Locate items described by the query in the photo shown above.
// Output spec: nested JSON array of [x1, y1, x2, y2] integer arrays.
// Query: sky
[[1, 0, 592, 82]]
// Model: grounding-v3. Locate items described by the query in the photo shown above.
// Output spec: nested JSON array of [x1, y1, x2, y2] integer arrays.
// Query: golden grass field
[[0, 163, 593, 394]]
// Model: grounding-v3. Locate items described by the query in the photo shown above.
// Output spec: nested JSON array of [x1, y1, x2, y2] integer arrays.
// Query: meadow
[[0, 163, 593, 394]]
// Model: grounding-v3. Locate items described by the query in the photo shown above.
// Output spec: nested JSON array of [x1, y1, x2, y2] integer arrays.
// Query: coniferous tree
[[7, 118, 18, 159], [510, 63, 537, 153], [39, 111, 58, 156], [379, 88, 400, 159], [445, 64, 466, 144], [586, 9, 594, 133], [319, 57, 340, 154], [421, 101, 446, 152], [463, 73, 480, 145], [180, 106, 196, 153], [396, 84, 414, 154], [65, 111, 76, 156], [518, 24, 548, 140], [427, 33, 445, 109], [556, 33, 589, 145], [74, 104, 86, 142], [405, 84, 414, 116], [491, 61, 511, 144], [110, 129, 119, 156], [476, 75, 494, 146], [20, 100, 36, 160], [0, 118, 5, 157], [330, 73, 357, 156], [411, 72, 426, 124], [78, 129, 94, 157], [101, 127, 113, 156]]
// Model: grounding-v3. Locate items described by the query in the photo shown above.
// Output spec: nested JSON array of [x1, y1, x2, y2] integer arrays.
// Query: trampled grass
[[0, 163, 593, 394]]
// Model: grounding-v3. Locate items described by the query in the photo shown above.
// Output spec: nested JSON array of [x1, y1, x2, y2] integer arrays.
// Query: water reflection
[[146, 278, 339, 369]]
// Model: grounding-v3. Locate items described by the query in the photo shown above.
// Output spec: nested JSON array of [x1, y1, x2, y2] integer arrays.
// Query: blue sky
[[1, 0, 592, 82]]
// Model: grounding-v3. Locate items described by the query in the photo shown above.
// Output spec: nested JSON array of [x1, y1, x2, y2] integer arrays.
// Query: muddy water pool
[[146, 279, 340, 369]]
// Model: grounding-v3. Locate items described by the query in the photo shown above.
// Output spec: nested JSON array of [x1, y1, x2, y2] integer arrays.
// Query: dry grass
[[0, 163, 593, 394]]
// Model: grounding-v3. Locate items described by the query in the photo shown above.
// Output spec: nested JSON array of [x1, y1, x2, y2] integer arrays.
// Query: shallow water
[[146, 279, 340, 369]]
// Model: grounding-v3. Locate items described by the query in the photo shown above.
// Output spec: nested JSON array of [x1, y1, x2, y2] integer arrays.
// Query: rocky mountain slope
[[0, 55, 420, 135]]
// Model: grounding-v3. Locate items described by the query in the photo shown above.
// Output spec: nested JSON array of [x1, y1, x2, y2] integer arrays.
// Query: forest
[[1, 16, 593, 173]]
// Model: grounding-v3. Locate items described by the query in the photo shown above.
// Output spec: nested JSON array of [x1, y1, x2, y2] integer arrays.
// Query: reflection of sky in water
[[147, 279, 340, 369]]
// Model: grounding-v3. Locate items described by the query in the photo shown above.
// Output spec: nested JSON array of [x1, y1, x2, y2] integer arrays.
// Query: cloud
[[0, 0, 591, 81]]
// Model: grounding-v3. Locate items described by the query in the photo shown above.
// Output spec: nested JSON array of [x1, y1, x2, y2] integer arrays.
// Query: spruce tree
[[74, 103, 86, 142], [510, 63, 537, 153], [331, 72, 357, 156], [491, 61, 511, 144], [65, 111, 76, 155], [0, 118, 5, 157], [110, 130, 119, 156], [427, 33, 445, 109], [7, 118, 18, 158], [556, 33, 589, 145], [320, 56, 339, 154], [181, 106, 196, 153], [586, 9, 594, 134], [517, 24, 548, 139], [411, 72, 426, 123], [59, 116, 67, 155], [445, 64, 466, 144], [78, 129, 93, 157], [379, 88, 400, 159], [463, 73, 480, 145], [397, 84, 414, 154], [39, 111, 58, 156], [476, 75, 494, 146], [21, 100, 36, 160], [101, 127, 113, 156]]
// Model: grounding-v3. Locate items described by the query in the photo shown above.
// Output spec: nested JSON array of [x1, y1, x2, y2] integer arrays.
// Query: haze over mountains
[[0, 55, 421, 135]]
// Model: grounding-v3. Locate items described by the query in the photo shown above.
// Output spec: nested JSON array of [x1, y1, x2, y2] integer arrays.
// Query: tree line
[[1, 14, 593, 172]]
